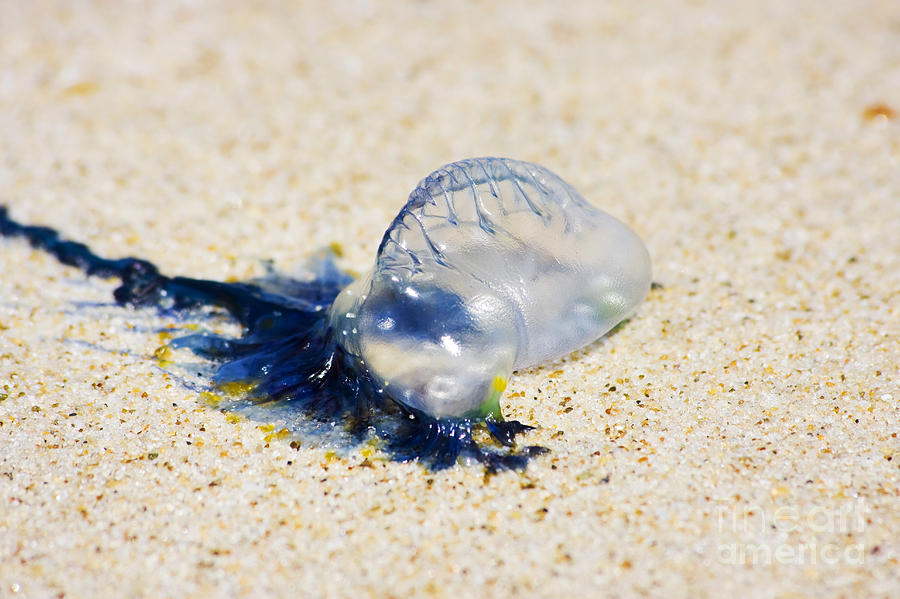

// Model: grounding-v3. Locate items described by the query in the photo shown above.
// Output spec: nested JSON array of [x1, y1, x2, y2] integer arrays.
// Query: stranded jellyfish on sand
[[0, 158, 651, 471]]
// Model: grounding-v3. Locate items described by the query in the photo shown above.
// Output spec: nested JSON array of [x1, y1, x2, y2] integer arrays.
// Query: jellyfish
[[0, 158, 651, 471]]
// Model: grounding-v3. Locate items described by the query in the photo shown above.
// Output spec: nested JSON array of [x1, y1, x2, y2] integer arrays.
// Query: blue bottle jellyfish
[[0, 158, 651, 471]]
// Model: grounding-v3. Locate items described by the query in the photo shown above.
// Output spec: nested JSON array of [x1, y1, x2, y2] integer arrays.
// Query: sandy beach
[[1, 1, 898, 597]]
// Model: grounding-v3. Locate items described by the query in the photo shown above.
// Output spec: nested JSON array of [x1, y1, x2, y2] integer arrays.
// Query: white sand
[[1, 1, 898, 597]]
